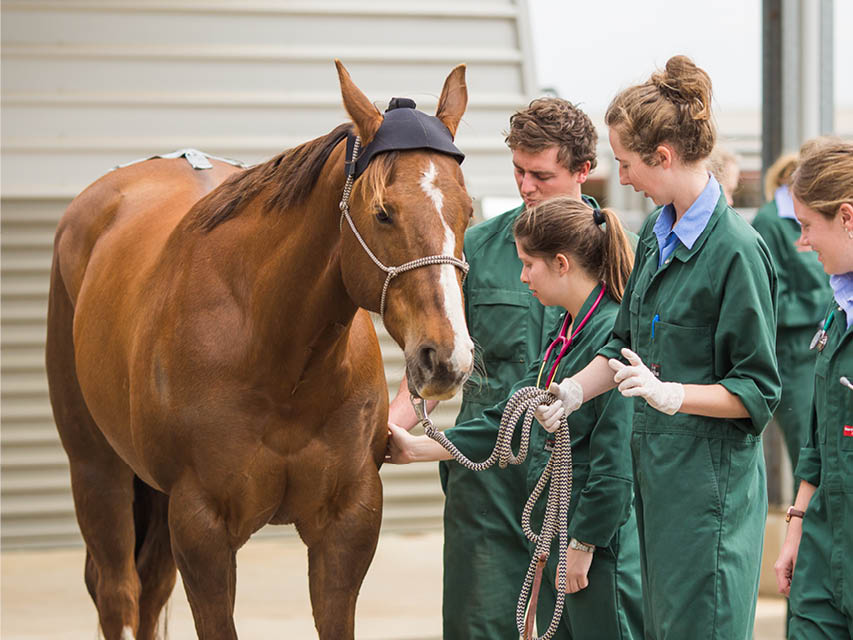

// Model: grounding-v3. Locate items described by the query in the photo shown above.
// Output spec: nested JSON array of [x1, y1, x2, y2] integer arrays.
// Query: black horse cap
[[349, 97, 464, 180]]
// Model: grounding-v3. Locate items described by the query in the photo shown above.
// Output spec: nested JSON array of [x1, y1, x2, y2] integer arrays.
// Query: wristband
[[569, 538, 595, 553], [785, 506, 805, 523]]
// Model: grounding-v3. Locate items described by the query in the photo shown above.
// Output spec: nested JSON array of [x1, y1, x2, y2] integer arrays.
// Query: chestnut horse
[[45, 61, 474, 639]]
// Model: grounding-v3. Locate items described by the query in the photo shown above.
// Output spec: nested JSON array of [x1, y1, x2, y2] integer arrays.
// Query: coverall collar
[[557, 280, 608, 335], [830, 272, 853, 328], [576, 281, 607, 326], [774, 184, 797, 220], [667, 190, 729, 266], [653, 174, 721, 255]]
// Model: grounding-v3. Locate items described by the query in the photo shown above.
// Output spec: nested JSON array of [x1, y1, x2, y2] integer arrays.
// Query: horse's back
[[54, 157, 242, 304]]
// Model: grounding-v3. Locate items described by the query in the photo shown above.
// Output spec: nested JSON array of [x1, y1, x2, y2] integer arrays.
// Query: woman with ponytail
[[541, 56, 782, 639], [388, 196, 643, 639]]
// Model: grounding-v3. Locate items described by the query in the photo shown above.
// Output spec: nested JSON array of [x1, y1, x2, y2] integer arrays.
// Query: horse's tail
[[132, 475, 176, 640]]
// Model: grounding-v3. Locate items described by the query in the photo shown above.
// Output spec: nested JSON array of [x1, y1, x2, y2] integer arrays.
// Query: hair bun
[[651, 55, 712, 122]]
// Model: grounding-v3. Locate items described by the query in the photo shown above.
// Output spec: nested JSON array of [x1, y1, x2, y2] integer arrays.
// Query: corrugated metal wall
[[0, 0, 535, 548]]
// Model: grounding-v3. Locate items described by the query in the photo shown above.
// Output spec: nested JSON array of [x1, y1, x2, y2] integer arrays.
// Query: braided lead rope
[[517, 423, 572, 640], [338, 135, 469, 320], [414, 386, 546, 471], [412, 387, 572, 640]]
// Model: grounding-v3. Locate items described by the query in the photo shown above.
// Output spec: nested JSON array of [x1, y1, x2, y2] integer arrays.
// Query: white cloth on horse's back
[[112, 148, 247, 171]]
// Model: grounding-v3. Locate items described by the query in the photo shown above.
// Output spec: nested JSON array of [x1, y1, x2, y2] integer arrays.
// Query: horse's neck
[[241, 145, 357, 361]]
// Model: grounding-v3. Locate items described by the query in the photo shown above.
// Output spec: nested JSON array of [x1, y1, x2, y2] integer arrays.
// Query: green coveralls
[[439, 204, 565, 639], [789, 300, 853, 639], [752, 200, 831, 474], [447, 284, 642, 639], [598, 193, 782, 639]]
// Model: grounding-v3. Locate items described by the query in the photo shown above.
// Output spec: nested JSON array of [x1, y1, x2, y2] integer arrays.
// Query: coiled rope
[[412, 387, 572, 640]]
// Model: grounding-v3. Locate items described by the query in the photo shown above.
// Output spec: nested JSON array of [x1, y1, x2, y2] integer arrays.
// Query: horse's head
[[335, 61, 474, 401]]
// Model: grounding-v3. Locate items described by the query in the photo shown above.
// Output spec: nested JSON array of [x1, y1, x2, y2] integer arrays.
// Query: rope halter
[[338, 135, 469, 320]]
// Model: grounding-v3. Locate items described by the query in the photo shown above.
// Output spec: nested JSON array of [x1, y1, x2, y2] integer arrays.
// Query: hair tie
[[592, 208, 606, 226]]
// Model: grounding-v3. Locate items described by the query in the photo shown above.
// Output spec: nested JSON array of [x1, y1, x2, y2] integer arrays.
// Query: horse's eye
[[374, 207, 393, 224]]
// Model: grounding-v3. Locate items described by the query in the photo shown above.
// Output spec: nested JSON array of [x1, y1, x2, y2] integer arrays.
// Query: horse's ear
[[435, 64, 467, 139], [335, 59, 383, 145]]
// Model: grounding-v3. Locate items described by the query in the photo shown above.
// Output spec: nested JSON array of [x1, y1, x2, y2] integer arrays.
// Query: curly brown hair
[[605, 55, 715, 165], [504, 98, 598, 173]]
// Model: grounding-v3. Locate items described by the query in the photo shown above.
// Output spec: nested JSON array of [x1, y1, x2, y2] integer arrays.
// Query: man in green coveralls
[[387, 98, 602, 639]]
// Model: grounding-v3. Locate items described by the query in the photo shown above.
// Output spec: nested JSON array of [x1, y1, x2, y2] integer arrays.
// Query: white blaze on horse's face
[[121, 627, 135, 640], [419, 161, 474, 378]]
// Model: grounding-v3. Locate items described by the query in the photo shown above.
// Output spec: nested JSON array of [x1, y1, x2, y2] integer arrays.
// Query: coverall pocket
[[838, 370, 853, 452], [629, 292, 641, 347], [843, 496, 853, 616], [468, 289, 530, 364], [702, 438, 725, 516], [650, 321, 714, 384], [841, 427, 853, 451], [815, 358, 828, 445]]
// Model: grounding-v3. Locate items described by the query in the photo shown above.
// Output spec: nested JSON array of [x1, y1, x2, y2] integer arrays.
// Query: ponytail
[[598, 207, 633, 303]]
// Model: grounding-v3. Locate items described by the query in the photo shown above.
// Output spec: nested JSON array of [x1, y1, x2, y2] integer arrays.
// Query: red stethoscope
[[536, 283, 607, 388]]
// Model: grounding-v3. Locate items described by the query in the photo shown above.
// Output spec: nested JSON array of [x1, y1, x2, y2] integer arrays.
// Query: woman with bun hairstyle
[[538, 56, 781, 639], [752, 151, 831, 490], [388, 196, 643, 639], [774, 140, 853, 640]]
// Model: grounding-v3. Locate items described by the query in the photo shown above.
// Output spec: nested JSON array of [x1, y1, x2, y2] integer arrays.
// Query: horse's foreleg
[[300, 465, 383, 640], [167, 484, 239, 640]]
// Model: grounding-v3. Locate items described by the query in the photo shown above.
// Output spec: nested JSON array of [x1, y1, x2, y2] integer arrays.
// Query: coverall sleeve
[[794, 402, 822, 485], [566, 388, 634, 547], [750, 211, 789, 300], [714, 244, 782, 435]]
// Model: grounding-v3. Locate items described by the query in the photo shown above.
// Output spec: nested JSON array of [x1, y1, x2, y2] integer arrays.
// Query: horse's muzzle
[[406, 341, 473, 401]]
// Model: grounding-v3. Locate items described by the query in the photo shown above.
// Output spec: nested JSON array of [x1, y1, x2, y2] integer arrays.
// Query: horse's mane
[[189, 123, 353, 232]]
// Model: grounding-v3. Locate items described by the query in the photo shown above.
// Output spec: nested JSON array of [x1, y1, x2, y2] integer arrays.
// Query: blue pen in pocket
[[650, 314, 661, 378]]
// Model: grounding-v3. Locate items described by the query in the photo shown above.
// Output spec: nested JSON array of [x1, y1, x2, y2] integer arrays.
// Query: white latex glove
[[534, 399, 564, 433], [608, 348, 684, 415], [534, 379, 584, 433]]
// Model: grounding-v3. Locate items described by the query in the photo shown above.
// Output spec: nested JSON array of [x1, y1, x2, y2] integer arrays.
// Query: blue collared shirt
[[830, 272, 853, 329], [774, 184, 797, 220], [654, 174, 722, 267]]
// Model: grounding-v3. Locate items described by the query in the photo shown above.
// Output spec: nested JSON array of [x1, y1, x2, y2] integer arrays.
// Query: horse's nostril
[[419, 345, 438, 374]]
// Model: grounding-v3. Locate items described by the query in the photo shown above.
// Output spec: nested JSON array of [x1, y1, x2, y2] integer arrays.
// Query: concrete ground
[[2, 531, 785, 639]]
